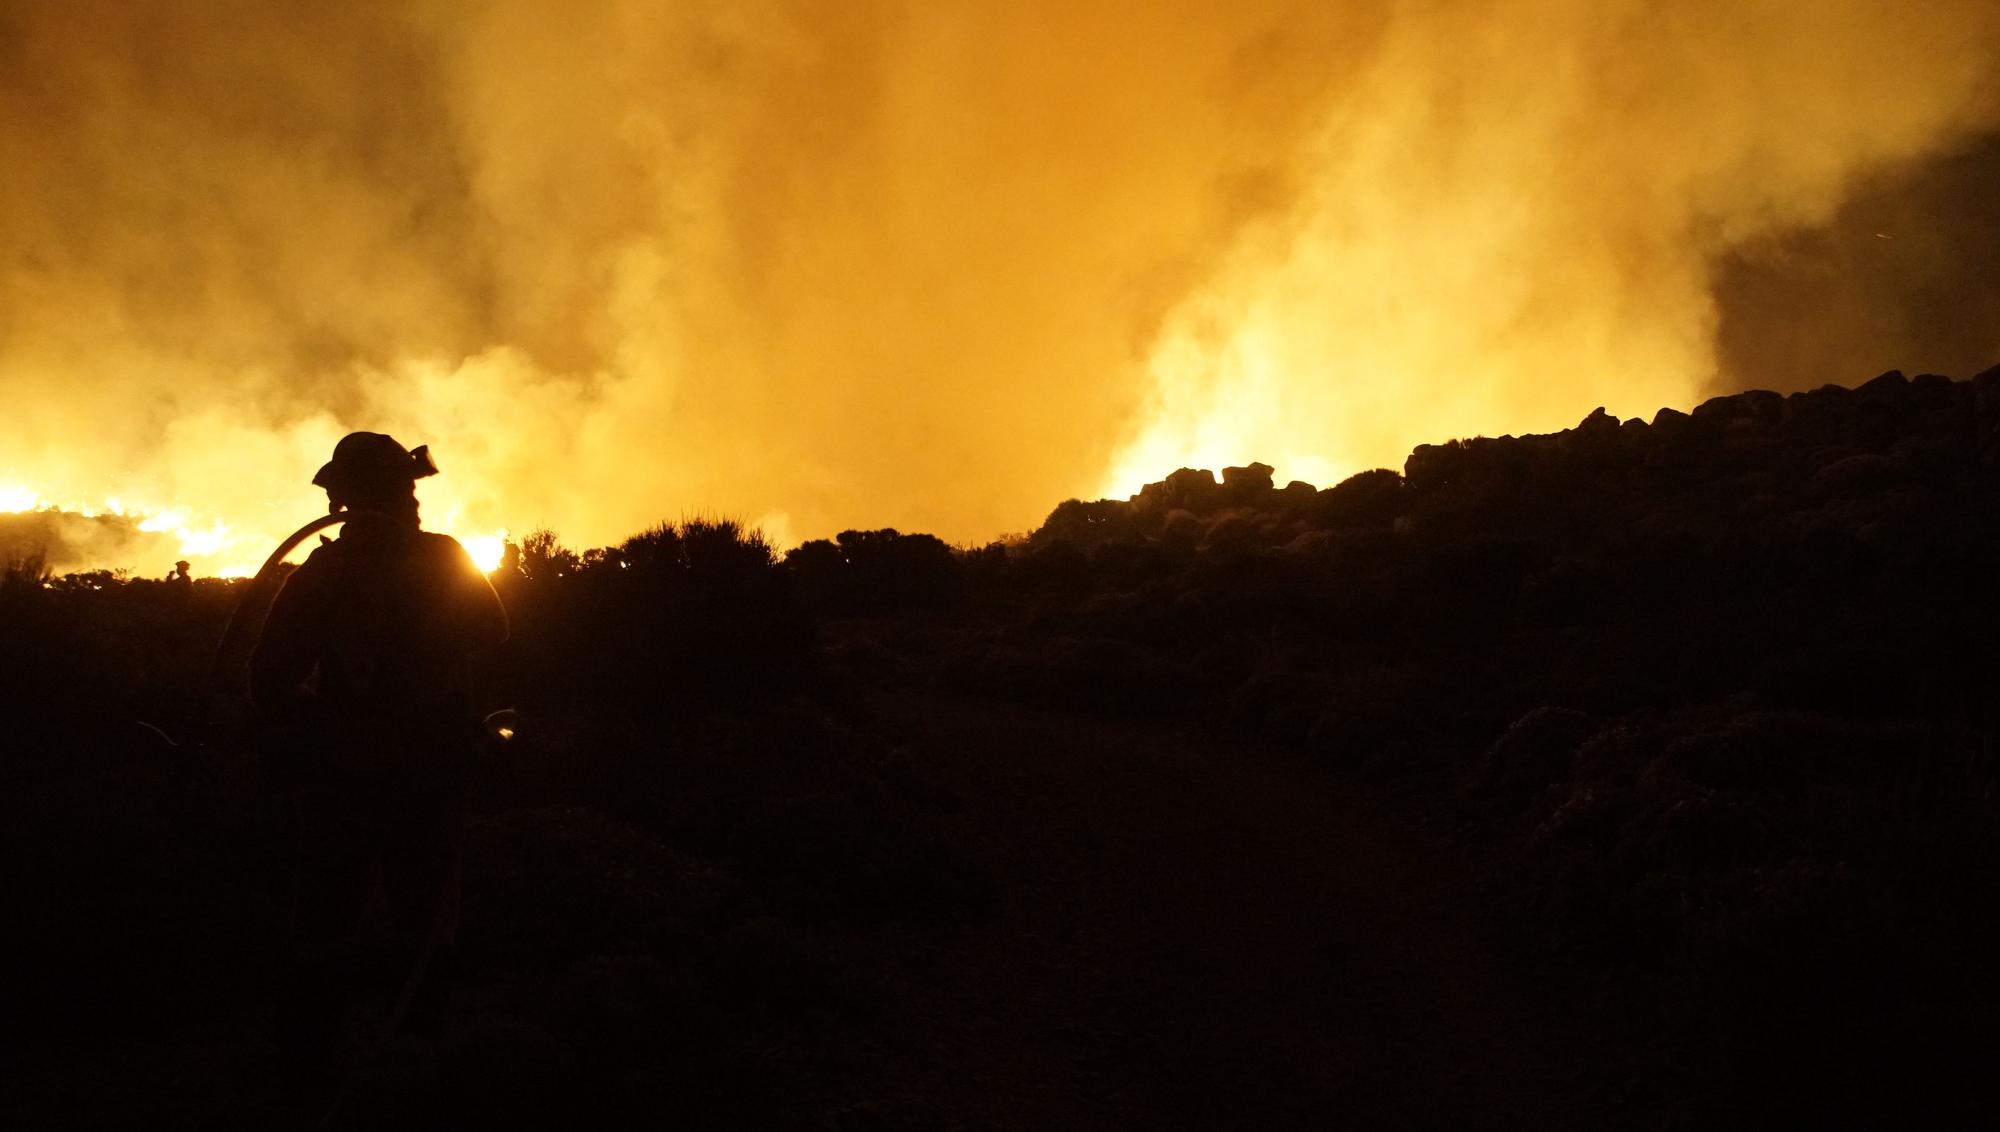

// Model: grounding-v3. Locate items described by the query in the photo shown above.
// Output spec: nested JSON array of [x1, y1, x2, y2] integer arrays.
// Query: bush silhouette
[[784, 528, 962, 616], [500, 518, 810, 712]]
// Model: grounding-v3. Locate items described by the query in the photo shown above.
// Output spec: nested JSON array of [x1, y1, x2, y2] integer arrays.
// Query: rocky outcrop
[[1024, 366, 2000, 558], [1221, 462, 1275, 493]]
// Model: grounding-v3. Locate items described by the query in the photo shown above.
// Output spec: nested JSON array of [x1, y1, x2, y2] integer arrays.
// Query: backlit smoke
[[1, 1, 1996, 573]]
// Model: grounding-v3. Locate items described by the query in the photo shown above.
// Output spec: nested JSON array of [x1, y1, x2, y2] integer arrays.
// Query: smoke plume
[[1, 1, 1996, 571]]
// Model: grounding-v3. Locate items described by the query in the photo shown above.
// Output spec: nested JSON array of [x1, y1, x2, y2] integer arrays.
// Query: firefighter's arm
[[249, 560, 327, 714]]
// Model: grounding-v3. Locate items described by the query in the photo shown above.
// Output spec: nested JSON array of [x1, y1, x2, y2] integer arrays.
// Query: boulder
[[1807, 444, 1867, 469], [1690, 394, 1738, 423], [1164, 467, 1219, 504], [1199, 512, 1256, 550], [1477, 707, 1596, 795], [1035, 498, 1124, 545], [1221, 462, 1276, 493], [1137, 468, 1222, 515], [1404, 443, 1459, 489], [1736, 492, 1785, 518], [1781, 383, 1853, 427], [1810, 452, 1900, 497], [1973, 374, 2000, 429], [1160, 508, 1202, 548], [1737, 389, 1784, 425], [1313, 467, 1404, 529], [1577, 406, 1618, 434], [1283, 529, 1333, 556], [1725, 416, 1766, 436], [1856, 370, 1909, 404], [1691, 389, 1782, 426], [1907, 372, 1968, 416]]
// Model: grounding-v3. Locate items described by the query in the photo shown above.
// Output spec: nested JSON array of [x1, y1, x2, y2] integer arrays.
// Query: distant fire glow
[[0, 484, 41, 513], [1, 3, 1997, 566], [462, 534, 508, 574], [0, 478, 506, 577]]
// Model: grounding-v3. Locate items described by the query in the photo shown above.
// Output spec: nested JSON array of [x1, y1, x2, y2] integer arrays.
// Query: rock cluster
[[1028, 366, 2000, 559]]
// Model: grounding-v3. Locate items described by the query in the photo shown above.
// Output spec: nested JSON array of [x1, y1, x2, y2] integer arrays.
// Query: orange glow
[[1, 4, 1997, 567], [0, 476, 506, 577], [461, 533, 509, 575], [0, 484, 43, 513]]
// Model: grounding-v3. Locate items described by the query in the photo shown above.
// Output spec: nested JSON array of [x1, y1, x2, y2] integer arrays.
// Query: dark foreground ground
[[870, 691, 1657, 1130], [11, 688, 1662, 1131], [10, 369, 1999, 1126]]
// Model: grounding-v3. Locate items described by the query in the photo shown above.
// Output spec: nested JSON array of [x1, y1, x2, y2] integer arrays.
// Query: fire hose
[[137, 511, 353, 756], [139, 509, 515, 755]]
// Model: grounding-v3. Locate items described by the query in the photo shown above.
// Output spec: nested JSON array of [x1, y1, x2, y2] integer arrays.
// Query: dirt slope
[[872, 691, 1666, 1130]]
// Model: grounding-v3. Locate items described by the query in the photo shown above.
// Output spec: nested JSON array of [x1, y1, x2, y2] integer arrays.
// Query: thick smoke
[[1, 1, 1997, 570], [1102, 1, 2000, 491], [1711, 131, 2000, 394]]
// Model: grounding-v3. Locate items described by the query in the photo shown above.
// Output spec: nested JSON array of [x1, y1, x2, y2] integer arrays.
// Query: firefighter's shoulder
[[416, 530, 482, 571], [288, 539, 344, 578]]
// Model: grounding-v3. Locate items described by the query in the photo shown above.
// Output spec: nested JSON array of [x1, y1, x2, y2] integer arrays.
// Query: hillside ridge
[[1025, 366, 2000, 556]]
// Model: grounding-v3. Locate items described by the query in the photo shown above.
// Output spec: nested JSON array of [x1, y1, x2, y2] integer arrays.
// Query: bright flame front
[[461, 533, 508, 574], [1, 474, 510, 579]]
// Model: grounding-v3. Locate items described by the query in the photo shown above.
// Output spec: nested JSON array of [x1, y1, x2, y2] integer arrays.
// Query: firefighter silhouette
[[250, 431, 507, 1087]]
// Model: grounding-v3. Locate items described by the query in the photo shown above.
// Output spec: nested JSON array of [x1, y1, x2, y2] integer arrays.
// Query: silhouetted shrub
[[1032, 498, 1136, 547], [783, 528, 962, 616], [516, 527, 579, 581], [1470, 706, 1595, 804], [1307, 467, 1405, 529], [500, 519, 811, 710], [1006, 539, 1089, 592]]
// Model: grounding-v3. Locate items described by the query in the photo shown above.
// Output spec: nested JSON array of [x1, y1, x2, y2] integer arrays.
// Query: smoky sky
[[1711, 131, 2000, 394], [2, 1, 1998, 568]]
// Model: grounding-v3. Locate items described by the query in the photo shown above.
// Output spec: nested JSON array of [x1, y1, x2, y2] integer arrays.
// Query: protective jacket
[[249, 512, 506, 967], [251, 513, 507, 735]]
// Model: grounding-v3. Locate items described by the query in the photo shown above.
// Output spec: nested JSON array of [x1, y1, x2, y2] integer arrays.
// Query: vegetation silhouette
[[6, 363, 2000, 1126], [815, 365, 2000, 1125], [500, 517, 811, 713]]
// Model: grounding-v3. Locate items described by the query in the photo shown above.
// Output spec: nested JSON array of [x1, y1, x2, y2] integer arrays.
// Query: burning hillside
[[0, 487, 507, 578], [3, 3, 1999, 558], [8, 363, 2000, 1125], [801, 364, 2000, 1121], [0, 507, 181, 576]]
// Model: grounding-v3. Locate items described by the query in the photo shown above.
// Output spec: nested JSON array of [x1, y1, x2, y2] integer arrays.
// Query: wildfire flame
[[0, 479, 507, 577], [0, 4, 1996, 558]]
